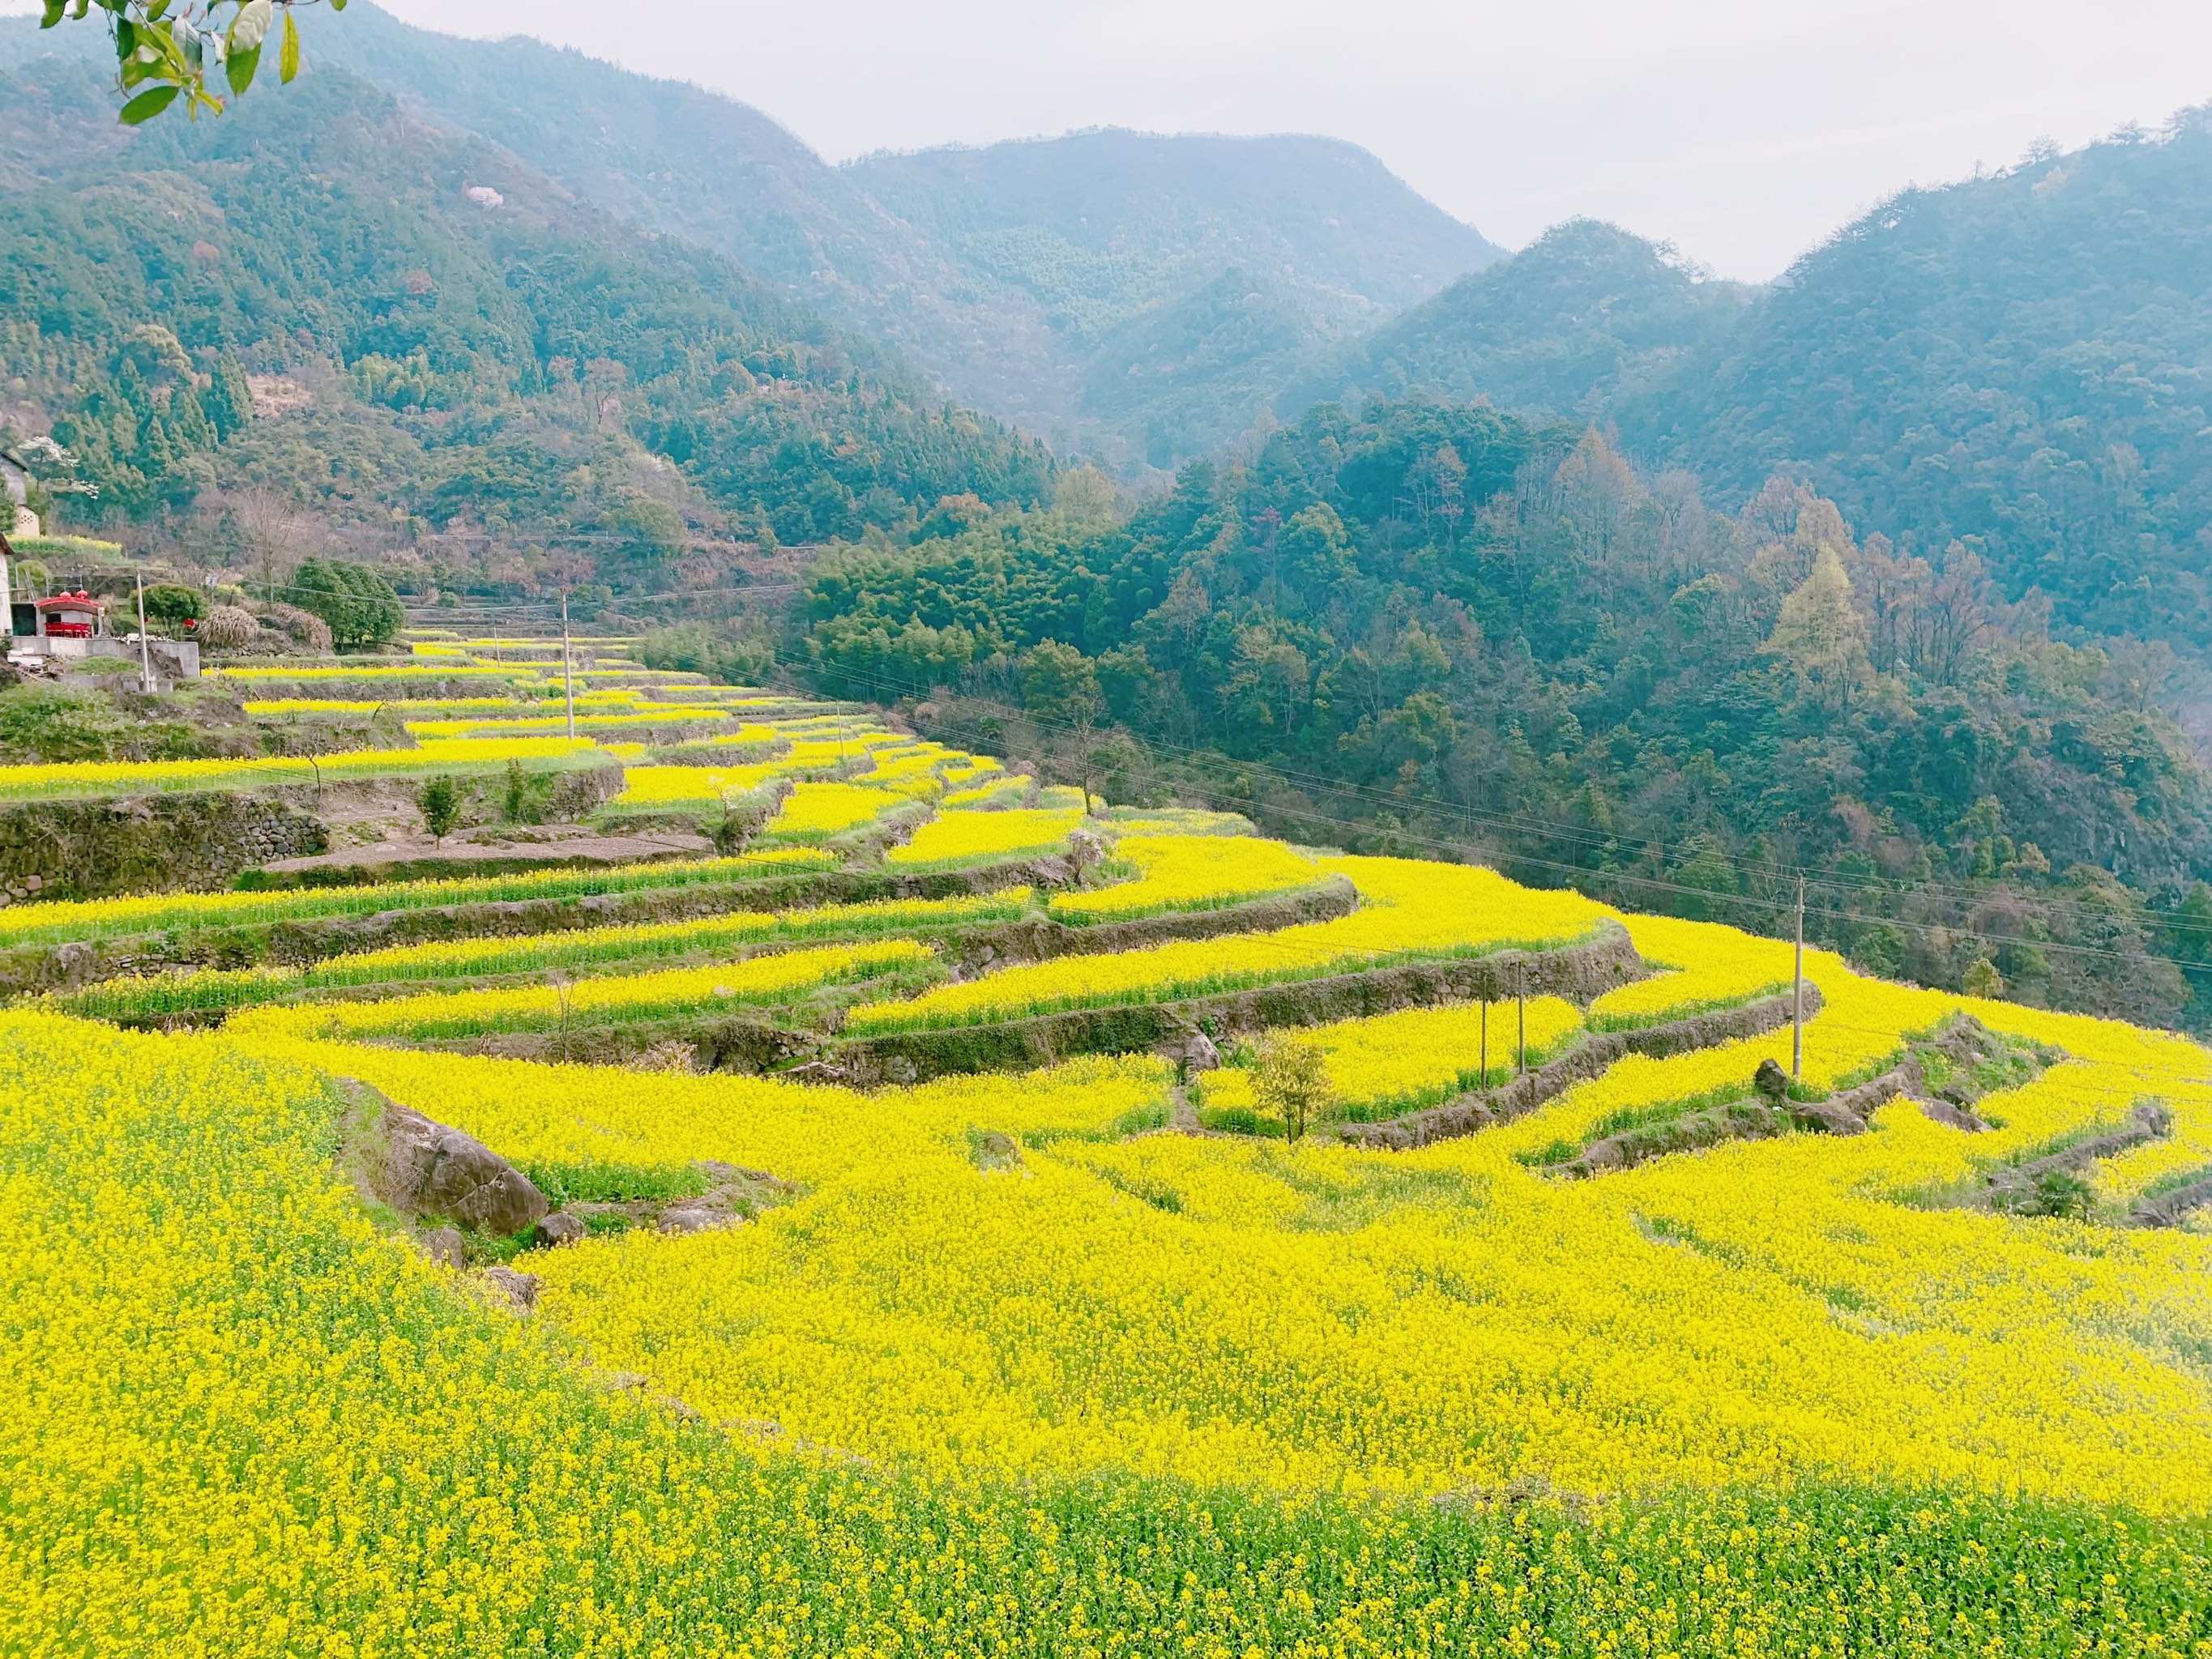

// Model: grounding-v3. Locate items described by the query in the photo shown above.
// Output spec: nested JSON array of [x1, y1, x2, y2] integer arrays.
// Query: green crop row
[[65, 889, 1034, 1020], [0, 847, 838, 948]]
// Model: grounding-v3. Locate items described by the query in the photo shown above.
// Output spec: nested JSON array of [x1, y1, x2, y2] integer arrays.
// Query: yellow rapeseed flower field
[[762, 779, 912, 841], [0, 736, 600, 801], [0, 847, 836, 945], [848, 854, 1611, 1030], [1049, 831, 1324, 920], [1589, 912, 1798, 1027], [612, 761, 788, 806], [228, 940, 936, 1041], [251, 921, 2212, 1516], [16, 688, 2212, 1652], [404, 710, 770, 738], [1196, 994, 1586, 1120], [63, 1021, 2176, 1653], [63, 889, 1034, 1019], [885, 805, 1086, 868], [213, 662, 527, 680], [245, 696, 558, 714]]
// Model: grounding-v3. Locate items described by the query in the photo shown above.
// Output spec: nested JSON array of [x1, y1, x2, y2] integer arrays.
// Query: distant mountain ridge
[[843, 128, 1497, 463], [0, 53, 1053, 566], [1289, 120, 2212, 649], [1291, 219, 1753, 424], [0, 3, 1496, 472], [10, 10, 2210, 657]]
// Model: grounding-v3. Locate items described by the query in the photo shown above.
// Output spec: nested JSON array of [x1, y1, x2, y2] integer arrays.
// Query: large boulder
[[342, 1080, 548, 1236]]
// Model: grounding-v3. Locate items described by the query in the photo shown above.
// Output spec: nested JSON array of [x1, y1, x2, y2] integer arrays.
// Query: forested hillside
[[844, 130, 1498, 464], [1300, 219, 1753, 424], [1639, 116, 2212, 646], [799, 401, 2212, 1029], [0, 56, 1053, 583], [1304, 116, 2212, 652], [11, 7, 2211, 1030], [0, 5, 1496, 471]]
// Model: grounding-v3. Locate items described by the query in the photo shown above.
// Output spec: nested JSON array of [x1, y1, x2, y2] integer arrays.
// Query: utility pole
[[1792, 874, 1806, 1079], [560, 589, 576, 743], [1517, 960, 1527, 1076], [1480, 999, 1488, 1087], [135, 570, 152, 694]]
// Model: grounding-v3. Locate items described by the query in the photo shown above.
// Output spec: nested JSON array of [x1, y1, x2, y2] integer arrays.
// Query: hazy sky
[[36, 1, 2212, 277]]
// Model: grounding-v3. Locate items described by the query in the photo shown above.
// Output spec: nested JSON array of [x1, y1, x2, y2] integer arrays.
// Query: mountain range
[[4, 7, 2212, 1022], [3, 6, 2211, 657], [1316, 131, 2212, 645], [303, 3, 1503, 471]]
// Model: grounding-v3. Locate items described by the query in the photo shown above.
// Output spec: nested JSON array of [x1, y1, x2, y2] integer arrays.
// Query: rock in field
[[482, 1266, 540, 1313], [341, 1079, 549, 1236], [532, 1211, 588, 1247]]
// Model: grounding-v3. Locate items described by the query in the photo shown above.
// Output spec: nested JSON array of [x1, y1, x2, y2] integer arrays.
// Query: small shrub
[[502, 759, 554, 825], [419, 775, 461, 843], [2001, 1169, 2096, 1221], [140, 584, 204, 634], [1252, 1034, 1332, 1143]]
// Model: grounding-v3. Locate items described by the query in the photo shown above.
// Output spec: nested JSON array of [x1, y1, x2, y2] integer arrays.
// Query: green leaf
[[279, 8, 298, 83], [224, 40, 258, 96], [113, 16, 136, 56], [40, 1, 64, 29], [330, 0, 345, 11], [118, 83, 180, 126]]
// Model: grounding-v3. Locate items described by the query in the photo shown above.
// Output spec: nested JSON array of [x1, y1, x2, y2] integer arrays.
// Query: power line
[[339, 616, 2212, 990], [749, 642, 2212, 954]]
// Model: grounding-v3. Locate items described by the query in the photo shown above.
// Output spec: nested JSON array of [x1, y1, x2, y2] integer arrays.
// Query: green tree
[[1251, 1034, 1332, 1143], [1276, 503, 1356, 607], [418, 775, 461, 844], [290, 557, 404, 650], [603, 496, 685, 564], [502, 759, 536, 825], [1022, 640, 1108, 812], [2160, 881, 2212, 1017], [140, 584, 204, 634], [1766, 544, 1868, 706]]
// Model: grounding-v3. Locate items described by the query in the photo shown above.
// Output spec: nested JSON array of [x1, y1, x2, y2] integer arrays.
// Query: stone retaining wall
[[814, 925, 1644, 1087], [1, 851, 1116, 994], [0, 790, 326, 907], [1335, 982, 1821, 1151]]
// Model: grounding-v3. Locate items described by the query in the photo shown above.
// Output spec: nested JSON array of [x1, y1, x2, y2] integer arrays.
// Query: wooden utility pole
[[135, 571, 152, 694], [1480, 999, 1488, 1086], [561, 589, 576, 742], [1792, 874, 1806, 1079], [1517, 960, 1527, 1076]]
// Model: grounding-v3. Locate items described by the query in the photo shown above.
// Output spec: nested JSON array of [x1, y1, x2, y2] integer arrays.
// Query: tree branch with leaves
[[43, 0, 337, 126]]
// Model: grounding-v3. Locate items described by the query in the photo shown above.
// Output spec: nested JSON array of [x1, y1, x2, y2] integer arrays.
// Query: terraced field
[[6, 642, 2212, 1654]]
